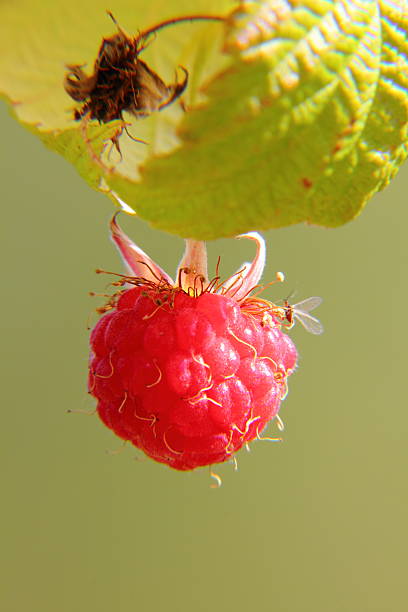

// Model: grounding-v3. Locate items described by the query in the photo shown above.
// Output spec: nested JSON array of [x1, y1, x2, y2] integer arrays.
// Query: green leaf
[[1, 0, 407, 239]]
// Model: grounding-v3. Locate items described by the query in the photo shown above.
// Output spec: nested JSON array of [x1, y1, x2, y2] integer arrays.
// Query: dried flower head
[[64, 12, 224, 157]]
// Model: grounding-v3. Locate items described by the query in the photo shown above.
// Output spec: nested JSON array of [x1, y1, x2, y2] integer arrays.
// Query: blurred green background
[[1, 101, 407, 612]]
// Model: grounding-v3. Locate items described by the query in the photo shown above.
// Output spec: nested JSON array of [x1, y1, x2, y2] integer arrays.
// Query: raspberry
[[88, 217, 304, 472]]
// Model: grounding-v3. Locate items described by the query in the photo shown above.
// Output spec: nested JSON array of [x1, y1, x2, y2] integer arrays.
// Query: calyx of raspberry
[[89, 215, 300, 474], [110, 214, 267, 299]]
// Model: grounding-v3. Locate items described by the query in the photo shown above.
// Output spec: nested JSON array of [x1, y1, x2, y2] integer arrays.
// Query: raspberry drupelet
[[88, 215, 298, 471]]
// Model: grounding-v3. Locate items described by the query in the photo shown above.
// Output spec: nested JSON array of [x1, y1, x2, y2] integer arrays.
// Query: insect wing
[[293, 312, 324, 335], [292, 297, 323, 335], [292, 296, 322, 313]]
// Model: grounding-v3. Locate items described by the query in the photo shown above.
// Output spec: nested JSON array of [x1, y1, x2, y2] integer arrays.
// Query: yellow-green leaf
[[1, 0, 407, 238]]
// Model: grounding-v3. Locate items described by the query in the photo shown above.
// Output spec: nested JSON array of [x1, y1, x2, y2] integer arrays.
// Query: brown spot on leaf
[[301, 177, 313, 189]]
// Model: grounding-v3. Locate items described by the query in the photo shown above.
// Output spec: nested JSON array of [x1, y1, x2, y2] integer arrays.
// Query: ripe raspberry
[[88, 216, 300, 472]]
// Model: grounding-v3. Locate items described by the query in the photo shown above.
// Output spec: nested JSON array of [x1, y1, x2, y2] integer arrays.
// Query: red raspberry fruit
[[88, 216, 300, 472]]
